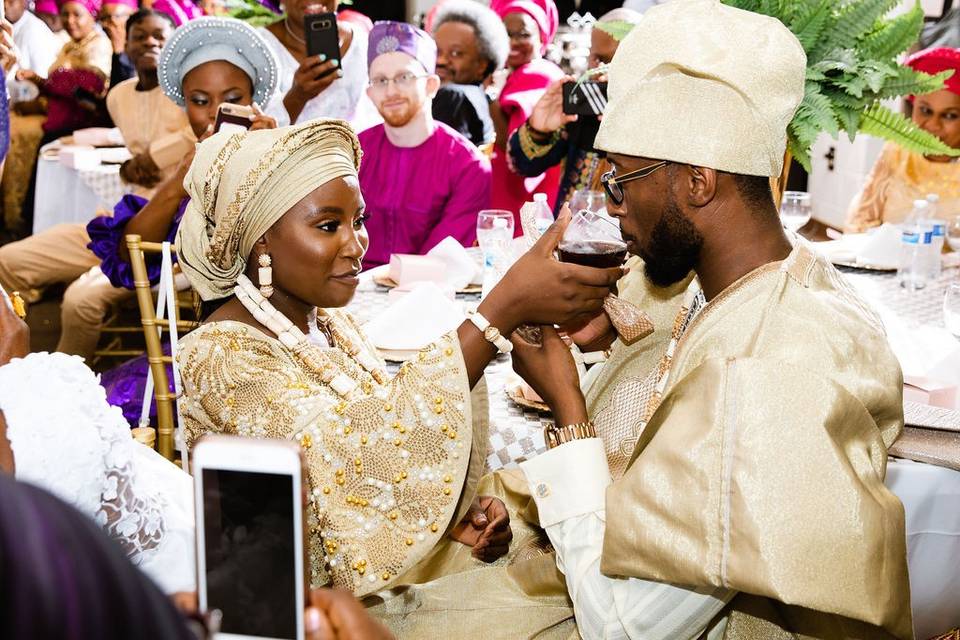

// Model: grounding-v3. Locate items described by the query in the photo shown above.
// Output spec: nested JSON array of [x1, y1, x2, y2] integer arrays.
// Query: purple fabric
[[367, 20, 437, 74], [86, 195, 190, 290], [100, 343, 175, 427], [358, 122, 490, 269], [0, 78, 8, 164], [42, 67, 106, 134]]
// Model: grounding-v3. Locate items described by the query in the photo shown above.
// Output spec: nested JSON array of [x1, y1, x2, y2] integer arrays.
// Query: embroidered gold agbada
[[587, 242, 912, 639]]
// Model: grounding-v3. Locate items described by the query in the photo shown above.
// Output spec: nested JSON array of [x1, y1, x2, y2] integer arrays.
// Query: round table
[[348, 263, 960, 638], [32, 143, 132, 235]]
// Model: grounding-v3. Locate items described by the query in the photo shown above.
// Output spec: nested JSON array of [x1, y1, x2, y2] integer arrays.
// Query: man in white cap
[[509, 1, 913, 638]]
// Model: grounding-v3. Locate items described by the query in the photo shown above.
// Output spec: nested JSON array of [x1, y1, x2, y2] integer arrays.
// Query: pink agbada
[[359, 122, 491, 269], [489, 57, 564, 231]]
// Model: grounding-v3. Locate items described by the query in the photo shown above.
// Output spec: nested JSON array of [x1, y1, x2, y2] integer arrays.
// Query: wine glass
[[947, 216, 960, 252], [945, 283, 960, 338], [780, 191, 812, 232], [569, 189, 606, 215]]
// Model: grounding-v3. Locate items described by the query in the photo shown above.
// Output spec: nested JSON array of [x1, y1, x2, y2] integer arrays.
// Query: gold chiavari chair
[[126, 234, 198, 461]]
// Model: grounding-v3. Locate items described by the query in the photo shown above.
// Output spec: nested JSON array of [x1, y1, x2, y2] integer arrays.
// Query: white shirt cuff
[[519, 438, 611, 528]]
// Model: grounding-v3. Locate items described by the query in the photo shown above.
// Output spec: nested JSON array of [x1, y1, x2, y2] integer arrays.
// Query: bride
[[174, 117, 620, 633]]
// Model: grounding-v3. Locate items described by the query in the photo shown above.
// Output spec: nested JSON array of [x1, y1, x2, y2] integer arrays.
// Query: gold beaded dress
[[178, 310, 576, 639]]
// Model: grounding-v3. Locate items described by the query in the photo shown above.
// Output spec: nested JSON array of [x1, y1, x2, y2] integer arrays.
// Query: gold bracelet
[[544, 421, 596, 449], [518, 121, 561, 160]]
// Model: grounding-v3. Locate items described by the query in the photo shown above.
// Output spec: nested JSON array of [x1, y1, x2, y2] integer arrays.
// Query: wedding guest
[[32, 0, 68, 42], [511, 2, 912, 638], [172, 117, 619, 635], [429, 0, 508, 146], [152, 0, 203, 27], [845, 46, 960, 232], [0, 15, 275, 363], [3, 0, 113, 232], [508, 8, 641, 212], [5, 0, 59, 78], [359, 21, 490, 268], [258, 0, 373, 127], [489, 0, 563, 226], [100, 0, 138, 86]]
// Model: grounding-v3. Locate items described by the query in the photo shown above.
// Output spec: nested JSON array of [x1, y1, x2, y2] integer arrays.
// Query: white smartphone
[[193, 435, 306, 640]]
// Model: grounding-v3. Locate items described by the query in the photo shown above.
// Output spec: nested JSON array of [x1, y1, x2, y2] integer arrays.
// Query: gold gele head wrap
[[594, 0, 806, 177], [175, 119, 363, 301]]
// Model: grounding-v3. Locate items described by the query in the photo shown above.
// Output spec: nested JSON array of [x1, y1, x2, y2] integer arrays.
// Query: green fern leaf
[[721, 0, 762, 12], [811, 0, 898, 60], [876, 67, 953, 99], [859, 2, 923, 60], [789, 0, 834, 54], [860, 104, 960, 157], [811, 48, 858, 74], [797, 82, 839, 137], [829, 73, 868, 98], [833, 106, 862, 141], [593, 20, 636, 42]]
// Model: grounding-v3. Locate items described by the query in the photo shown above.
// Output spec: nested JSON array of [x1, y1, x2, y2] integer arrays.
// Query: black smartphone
[[562, 81, 608, 116], [305, 12, 340, 70]]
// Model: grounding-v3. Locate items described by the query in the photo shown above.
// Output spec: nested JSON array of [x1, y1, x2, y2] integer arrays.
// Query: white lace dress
[[259, 25, 380, 130], [0, 352, 196, 594]]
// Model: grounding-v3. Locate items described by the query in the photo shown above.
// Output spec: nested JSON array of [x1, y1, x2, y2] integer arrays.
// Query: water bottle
[[532, 193, 555, 235], [899, 226, 930, 291], [478, 217, 512, 298], [928, 219, 946, 279], [926, 193, 940, 218]]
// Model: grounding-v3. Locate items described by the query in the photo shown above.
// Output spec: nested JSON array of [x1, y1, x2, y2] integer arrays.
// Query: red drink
[[558, 240, 627, 268]]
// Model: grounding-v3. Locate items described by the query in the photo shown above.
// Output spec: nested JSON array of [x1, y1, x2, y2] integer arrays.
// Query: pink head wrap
[[152, 0, 203, 26], [491, 0, 558, 52], [34, 0, 60, 14], [54, 0, 103, 16], [102, 0, 138, 10], [338, 9, 373, 33], [906, 47, 960, 98]]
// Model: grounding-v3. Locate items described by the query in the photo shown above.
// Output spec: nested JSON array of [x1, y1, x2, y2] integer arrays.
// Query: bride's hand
[[481, 209, 624, 332]]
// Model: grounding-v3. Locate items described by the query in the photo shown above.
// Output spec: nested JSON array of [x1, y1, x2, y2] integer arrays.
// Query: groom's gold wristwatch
[[544, 421, 596, 449]]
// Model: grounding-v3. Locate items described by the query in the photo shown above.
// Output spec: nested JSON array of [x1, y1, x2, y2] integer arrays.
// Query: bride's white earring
[[258, 253, 273, 298]]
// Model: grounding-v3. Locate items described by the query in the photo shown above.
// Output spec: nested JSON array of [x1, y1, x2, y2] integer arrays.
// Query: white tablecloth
[[32, 144, 131, 235], [886, 459, 960, 639]]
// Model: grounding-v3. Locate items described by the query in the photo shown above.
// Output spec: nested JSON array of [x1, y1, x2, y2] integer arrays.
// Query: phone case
[[305, 12, 340, 67], [562, 81, 608, 116], [214, 105, 254, 134]]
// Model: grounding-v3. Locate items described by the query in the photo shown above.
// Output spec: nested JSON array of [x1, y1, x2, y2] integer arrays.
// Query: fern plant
[[722, 0, 959, 169]]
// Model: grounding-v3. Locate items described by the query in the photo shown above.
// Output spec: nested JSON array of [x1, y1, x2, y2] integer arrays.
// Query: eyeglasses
[[600, 161, 668, 205], [368, 72, 428, 91]]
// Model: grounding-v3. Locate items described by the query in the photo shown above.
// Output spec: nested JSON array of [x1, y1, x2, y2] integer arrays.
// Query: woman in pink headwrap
[[1, 0, 112, 230], [846, 47, 960, 232], [489, 0, 563, 229]]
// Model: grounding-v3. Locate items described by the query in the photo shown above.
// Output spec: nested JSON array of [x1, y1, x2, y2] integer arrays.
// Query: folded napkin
[[364, 282, 464, 351], [388, 254, 446, 288], [813, 223, 901, 270], [73, 127, 125, 147], [427, 237, 483, 289], [883, 313, 960, 409], [58, 145, 100, 171], [99, 147, 133, 165]]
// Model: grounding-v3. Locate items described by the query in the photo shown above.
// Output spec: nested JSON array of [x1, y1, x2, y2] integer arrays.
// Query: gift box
[[904, 375, 958, 409]]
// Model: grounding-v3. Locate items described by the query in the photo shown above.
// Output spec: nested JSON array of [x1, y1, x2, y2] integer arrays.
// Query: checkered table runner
[[78, 164, 133, 209], [349, 265, 960, 473]]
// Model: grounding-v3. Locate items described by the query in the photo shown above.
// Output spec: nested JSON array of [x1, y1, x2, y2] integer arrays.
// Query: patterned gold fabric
[[587, 243, 912, 639], [845, 142, 960, 233], [178, 311, 485, 598]]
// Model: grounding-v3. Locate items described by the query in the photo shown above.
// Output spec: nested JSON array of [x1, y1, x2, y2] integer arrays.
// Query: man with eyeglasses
[[429, 0, 509, 146], [358, 21, 490, 269], [509, 1, 912, 638]]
